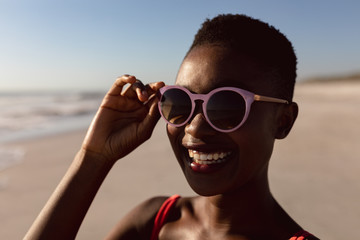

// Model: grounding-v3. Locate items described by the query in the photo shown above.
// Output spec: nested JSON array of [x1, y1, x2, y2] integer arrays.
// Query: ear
[[275, 102, 298, 139]]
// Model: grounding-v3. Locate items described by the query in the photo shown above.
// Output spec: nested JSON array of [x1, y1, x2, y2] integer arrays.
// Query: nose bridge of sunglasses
[[187, 103, 213, 131], [182, 92, 212, 128], [190, 99, 205, 118]]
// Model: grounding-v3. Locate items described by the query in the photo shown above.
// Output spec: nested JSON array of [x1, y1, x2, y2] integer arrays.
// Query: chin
[[176, 144, 243, 196], [187, 182, 227, 196]]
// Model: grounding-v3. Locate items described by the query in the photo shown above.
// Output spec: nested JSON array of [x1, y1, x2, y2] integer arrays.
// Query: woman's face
[[167, 45, 279, 196]]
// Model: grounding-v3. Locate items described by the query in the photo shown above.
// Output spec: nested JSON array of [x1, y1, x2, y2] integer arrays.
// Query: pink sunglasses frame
[[158, 85, 289, 133]]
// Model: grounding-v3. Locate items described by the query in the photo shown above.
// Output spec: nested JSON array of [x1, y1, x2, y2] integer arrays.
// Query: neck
[[198, 169, 282, 236]]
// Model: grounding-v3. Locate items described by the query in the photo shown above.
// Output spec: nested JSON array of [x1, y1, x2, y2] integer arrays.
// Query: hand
[[82, 75, 165, 163]]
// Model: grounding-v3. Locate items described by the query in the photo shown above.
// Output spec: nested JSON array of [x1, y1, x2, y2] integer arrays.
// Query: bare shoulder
[[104, 196, 169, 240]]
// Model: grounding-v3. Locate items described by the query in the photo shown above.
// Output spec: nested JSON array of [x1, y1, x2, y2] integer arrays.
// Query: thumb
[[137, 95, 161, 141]]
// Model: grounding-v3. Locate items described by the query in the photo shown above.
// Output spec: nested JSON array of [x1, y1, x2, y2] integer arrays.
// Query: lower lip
[[189, 159, 229, 173]]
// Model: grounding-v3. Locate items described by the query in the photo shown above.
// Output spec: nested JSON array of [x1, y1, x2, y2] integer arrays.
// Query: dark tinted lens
[[206, 90, 246, 130], [160, 88, 192, 125]]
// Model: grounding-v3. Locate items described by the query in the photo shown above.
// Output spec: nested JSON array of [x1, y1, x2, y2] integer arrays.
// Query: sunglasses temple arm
[[254, 95, 289, 104]]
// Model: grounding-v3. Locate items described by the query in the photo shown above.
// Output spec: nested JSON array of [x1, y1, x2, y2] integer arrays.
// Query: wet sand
[[1, 81, 359, 239]]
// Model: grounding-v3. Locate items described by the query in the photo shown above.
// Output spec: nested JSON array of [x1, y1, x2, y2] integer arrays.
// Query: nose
[[184, 102, 217, 138]]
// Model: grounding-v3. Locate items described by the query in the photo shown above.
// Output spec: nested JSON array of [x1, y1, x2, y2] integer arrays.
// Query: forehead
[[176, 45, 270, 94]]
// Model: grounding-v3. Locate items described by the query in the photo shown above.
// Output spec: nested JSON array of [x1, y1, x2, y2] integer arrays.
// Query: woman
[[25, 14, 319, 240]]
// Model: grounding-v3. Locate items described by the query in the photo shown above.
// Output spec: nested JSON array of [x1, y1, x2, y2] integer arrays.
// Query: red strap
[[150, 199, 318, 240], [150, 195, 181, 240], [290, 230, 319, 240]]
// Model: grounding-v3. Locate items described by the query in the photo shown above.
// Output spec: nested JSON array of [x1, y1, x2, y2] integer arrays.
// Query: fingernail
[[142, 90, 148, 98]]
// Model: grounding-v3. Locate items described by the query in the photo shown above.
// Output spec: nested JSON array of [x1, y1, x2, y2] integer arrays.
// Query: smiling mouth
[[186, 149, 233, 174], [188, 149, 232, 165]]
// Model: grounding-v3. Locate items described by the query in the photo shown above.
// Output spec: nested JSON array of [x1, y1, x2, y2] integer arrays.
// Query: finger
[[137, 93, 162, 140], [122, 79, 149, 102], [101, 94, 143, 112], [107, 75, 136, 96], [135, 81, 149, 102], [137, 81, 165, 103], [144, 81, 165, 97]]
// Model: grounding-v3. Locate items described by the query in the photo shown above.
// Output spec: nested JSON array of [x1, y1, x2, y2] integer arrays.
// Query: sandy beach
[[1, 81, 359, 239]]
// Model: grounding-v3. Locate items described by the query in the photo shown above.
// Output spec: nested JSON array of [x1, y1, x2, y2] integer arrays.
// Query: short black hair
[[187, 14, 297, 101]]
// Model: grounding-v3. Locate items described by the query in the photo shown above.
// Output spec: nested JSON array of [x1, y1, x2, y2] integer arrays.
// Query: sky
[[0, 0, 359, 91]]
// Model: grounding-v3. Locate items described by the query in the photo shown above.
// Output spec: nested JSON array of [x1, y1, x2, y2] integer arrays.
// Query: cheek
[[229, 128, 274, 185], [246, 133, 274, 161], [166, 124, 179, 144], [232, 129, 274, 160], [248, 104, 278, 137], [166, 125, 189, 171], [166, 125, 184, 156], [232, 109, 277, 168]]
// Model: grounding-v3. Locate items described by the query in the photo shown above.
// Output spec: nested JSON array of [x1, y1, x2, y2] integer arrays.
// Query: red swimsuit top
[[150, 195, 319, 240]]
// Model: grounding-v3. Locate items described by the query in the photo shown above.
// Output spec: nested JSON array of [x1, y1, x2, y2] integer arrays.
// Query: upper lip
[[182, 142, 233, 153], [181, 135, 234, 152]]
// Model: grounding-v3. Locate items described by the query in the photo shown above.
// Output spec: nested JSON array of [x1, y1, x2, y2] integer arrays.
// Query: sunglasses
[[158, 85, 289, 133]]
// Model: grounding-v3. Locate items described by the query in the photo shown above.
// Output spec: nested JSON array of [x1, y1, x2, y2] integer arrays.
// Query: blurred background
[[1, 0, 359, 91], [0, 1, 359, 239]]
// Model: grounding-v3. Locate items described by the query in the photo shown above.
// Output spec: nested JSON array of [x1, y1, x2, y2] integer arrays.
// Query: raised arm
[[24, 75, 164, 240]]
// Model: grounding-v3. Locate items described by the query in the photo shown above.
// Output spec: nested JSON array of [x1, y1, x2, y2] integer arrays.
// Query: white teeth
[[187, 149, 231, 165]]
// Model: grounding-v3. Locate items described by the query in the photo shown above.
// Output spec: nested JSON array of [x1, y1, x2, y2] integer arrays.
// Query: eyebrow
[[176, 78, 253, 93]]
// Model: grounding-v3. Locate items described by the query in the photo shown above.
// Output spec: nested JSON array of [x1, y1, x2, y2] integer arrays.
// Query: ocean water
[[0, 91, 104, 171]]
